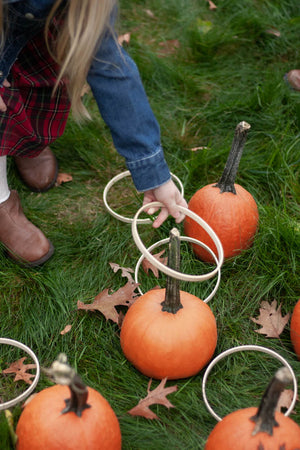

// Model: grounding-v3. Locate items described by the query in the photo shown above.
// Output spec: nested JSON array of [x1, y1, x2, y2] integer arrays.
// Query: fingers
[[152, 207, 169, 228], [0, 97, 7, 112]]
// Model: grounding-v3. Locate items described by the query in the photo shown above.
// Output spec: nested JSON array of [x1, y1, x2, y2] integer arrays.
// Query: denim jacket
[[0, 0, 171, 191]]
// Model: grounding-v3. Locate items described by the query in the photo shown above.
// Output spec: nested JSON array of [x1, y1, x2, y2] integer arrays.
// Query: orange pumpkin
[[290, 299, 300, 359], [205, 367, 300, 450], [120, 229, 217, 379], [184, 122, 259, 262], [16, 356, 121, 450]]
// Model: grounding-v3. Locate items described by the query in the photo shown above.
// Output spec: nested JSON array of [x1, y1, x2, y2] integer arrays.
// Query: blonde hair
[[0, 0, 118, 120]]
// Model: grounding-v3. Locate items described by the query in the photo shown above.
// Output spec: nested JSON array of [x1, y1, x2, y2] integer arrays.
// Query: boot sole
[[5, 240, 55, 268]]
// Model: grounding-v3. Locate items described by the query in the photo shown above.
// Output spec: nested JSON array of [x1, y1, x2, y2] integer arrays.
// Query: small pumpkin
[[184, 121, 259, 262], [120, 228, 217, 380], [290, 299, 300, 359], [205, 366, 300, 450], [16, 354, 121, 450]]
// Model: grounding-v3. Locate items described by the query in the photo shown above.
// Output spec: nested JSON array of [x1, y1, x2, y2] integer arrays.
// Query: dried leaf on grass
[[3, 357, 37, 385], [206, 0, 217, 10], [251, 300, 290, 338], [77, 279, 139, 324], [109, 262, 134, 283], [60, 324, 72, 335], [157, 39, 180, 57], [276, 389, 297, 414], [55, 173, 73, 186], [128, 378, 177, 420], [142, 250, 167, 278]]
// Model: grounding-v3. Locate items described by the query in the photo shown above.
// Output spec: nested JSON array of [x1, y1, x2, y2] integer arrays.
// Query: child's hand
[[143, 179, 188, 228], [0, 79, 11, 112]]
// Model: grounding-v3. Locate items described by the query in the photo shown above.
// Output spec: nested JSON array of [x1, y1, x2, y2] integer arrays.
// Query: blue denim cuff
[[126, 146, 171, 192]]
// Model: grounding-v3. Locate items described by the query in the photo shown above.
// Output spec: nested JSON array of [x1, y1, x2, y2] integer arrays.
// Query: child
[[0, 0, 187, 267]]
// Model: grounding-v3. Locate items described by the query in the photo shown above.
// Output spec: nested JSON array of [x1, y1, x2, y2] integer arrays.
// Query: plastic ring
[[202, 345, 298, 421], [132, 202, 224, 282], [0, 338, 40, 410], [103, 170, 184, 224], [135, 236, 221, 301]]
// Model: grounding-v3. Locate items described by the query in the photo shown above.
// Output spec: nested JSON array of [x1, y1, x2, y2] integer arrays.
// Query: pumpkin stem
[[214, 121, 251, 194], [43, 353, 91, 417], [250, 366, 292, 436], [161, 228, 183, 314]]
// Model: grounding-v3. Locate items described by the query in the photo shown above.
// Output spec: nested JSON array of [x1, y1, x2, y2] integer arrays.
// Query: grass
[[1, 0, 300, 448]]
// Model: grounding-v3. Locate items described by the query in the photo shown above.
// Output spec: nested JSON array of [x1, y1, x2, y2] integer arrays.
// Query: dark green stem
[[214, 121, 251, 194], [250, 367, 292, 436], [161, 228, 183, 314]]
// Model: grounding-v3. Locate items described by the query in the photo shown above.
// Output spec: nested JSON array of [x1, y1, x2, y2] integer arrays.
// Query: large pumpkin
[[290, 299, 300, 359], [205, 367, 300, 450], [16, 355, 121, 450], [184, 122, 259, 262], [120, 229, 217, 379]]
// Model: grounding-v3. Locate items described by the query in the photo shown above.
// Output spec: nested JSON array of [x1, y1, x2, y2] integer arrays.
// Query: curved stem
[[43, 353, 91, 417], [250, 367, 292, 436], [161, 228, 183, 314], [214, 121, 251, 194]]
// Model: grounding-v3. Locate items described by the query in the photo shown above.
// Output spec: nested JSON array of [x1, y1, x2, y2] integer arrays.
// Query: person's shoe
[[14, 147, 58, 192], [0, 190, 54, 267], [284, 70, 300, 91]]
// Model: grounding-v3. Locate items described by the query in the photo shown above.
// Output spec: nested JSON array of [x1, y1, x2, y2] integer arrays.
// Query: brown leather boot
[[0, 190, 54, 266], [14, 147, 58, 192]]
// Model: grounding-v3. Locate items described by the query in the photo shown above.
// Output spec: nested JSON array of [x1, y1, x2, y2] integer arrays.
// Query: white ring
[[202, 345, 298, 422], [0, 338, 40, 410], [135, 236, 221, 301], [103, 170, 184, 224], [132, 202, 224, 282]]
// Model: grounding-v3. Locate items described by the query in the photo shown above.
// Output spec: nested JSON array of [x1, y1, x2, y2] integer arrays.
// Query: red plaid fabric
[[0, 26, 71, 157]]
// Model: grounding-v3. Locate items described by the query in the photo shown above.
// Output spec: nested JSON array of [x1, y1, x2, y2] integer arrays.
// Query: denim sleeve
[[86, 32, 171, 192]]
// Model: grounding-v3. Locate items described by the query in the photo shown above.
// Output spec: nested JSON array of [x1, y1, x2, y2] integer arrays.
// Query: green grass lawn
[[1, 0, 300, 448]]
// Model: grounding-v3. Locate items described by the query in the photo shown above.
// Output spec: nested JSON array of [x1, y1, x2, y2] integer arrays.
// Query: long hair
[[0, 0, 118, 120]]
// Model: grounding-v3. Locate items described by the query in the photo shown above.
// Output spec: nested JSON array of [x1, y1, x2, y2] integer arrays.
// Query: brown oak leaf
[[3, 357, 37, 385], [109, 262, 134, 283], [55, 173, 73, 186], [206, 0, 217, 10], [276, 389, 297, 414], [142, 250, 167, 278], [251, 300, 290, 338], [77, 280, 139, 324], [60, 324, 72, 335], [157, 39, 180, 57], [127, 378, 177, 420]]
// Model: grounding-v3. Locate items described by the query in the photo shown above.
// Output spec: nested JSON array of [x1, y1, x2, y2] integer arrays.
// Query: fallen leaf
[[109, 262, 134, 283], [144, 9, 155, 19], [142, 250, 167, 278], [251, 300, 290, 338], [265, 28, 281, 37], [3, 357, 37, 385], [55, 173, 73, 186], [190, 146, 209, 152], [157, 39, 180, 57], [77, 279, 139, 324], [60, 324, 72, 335], [118, 32, 131, 46], [206, 0, 217, 10], [276, 389, 297, 414], [128, 378, 177, 420]]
